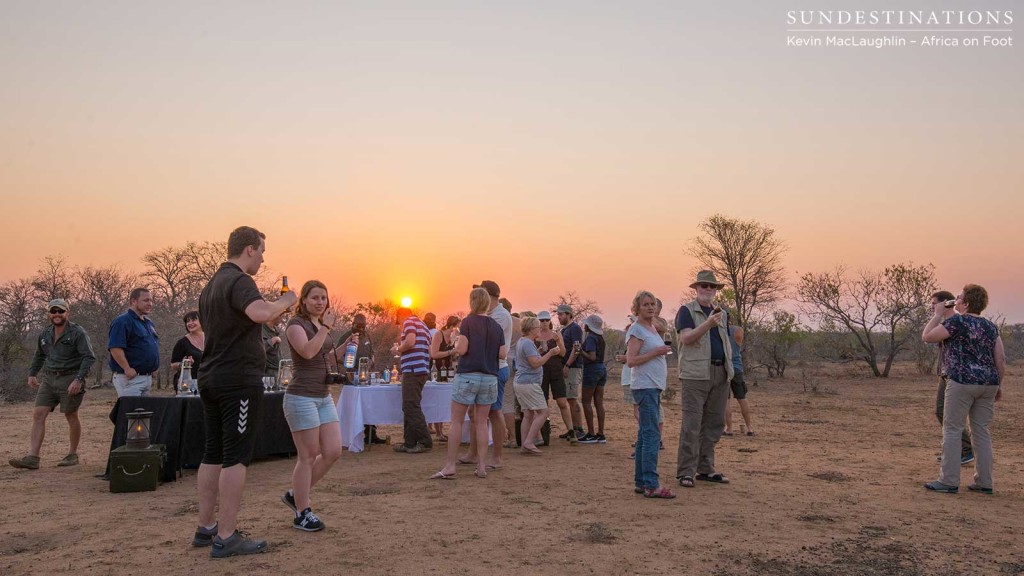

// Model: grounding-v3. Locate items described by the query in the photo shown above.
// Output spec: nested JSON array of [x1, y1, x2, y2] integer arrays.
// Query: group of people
[[7, 222, 1007, 559]]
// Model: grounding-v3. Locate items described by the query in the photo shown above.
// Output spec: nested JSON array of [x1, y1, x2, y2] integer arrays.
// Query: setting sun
[[400, 296, 412, 308]]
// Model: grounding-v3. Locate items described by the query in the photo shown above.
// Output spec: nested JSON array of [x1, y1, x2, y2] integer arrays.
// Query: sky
[[1, 1, 1021, 327]]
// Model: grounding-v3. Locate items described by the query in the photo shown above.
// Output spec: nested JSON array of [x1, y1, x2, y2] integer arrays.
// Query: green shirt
[[29, 321, 96, 381]]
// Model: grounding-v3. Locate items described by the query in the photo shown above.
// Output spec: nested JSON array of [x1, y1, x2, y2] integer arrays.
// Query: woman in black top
[[170, 310, 204, 388]]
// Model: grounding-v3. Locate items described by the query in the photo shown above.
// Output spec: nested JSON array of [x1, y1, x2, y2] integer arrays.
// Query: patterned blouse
[[941, 314, 1000, 386]]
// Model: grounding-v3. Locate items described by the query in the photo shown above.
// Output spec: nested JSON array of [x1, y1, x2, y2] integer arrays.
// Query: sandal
[[474, 469, 487, 479], [643, 487, 676, 499], [722, 431, 734, 436], [429, 471, 455, 480], [502, 441, 518, 449], [696, 472, 730, 484], [457, 457, 476, 466], [521, 446, 542, 456], [679, 476, 694, 488], [746, 431, 755, 437], [634, 487, 644, 494]]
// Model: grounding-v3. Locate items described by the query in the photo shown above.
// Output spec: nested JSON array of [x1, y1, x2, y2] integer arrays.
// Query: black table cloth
[[107, 392, 296, 482]]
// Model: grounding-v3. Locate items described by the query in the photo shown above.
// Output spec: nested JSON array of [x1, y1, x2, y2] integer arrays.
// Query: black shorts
[[541, 370, 566, 400], [729, 371, 747, 400], [200, 380, 263, 468]]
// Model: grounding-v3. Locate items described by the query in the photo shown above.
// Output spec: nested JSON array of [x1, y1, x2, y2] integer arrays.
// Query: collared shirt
[[29, 321, 96, 381], [108, 309, 160, 374], [560, 322, 584, 368], [489, 305, 513, 369], [198, 262, 266, 384]]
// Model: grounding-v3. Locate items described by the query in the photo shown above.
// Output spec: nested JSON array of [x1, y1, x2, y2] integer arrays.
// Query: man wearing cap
[[108, 287, 160, 397], [461, 280, 510, 468], [500, 298, 522, 448], [557, 304, 585, 440], [674, 270, 734, 488], [10, 299, 96, 469]]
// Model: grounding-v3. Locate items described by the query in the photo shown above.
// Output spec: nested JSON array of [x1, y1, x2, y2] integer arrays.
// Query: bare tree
[[550, 291, 602, 324], [0, 278, 40, 401], [796, 263, 937, 377], [31, 255, 76, 306], [142, 245, 199, 311], [688, 214, 787, 328], [75, 265, 138, 387]]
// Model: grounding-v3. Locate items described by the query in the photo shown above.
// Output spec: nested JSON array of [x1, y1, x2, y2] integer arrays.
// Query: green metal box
[[109, 444, 166, 493]]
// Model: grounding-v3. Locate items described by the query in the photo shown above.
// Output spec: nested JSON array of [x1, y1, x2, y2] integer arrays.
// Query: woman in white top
[[626, 290, 674, 499]]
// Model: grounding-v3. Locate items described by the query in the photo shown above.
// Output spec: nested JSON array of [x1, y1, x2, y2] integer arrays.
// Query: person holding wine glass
[[171, 310, 204, 389], [281, 280, 343, 532], [429, 316, 461, 442]]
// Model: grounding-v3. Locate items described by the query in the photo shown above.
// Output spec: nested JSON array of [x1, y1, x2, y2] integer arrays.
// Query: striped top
[[400, 315, 431, 374]]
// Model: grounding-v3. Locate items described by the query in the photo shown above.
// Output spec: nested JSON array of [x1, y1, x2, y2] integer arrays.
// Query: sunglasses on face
[[697, 284, 718, 290], [49, 308, 66, 314], [540, 319, 551, 322]]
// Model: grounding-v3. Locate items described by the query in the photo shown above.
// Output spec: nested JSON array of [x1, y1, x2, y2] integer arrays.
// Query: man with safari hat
[[674, 270, 734, 488], [10, 298, 96, 469]]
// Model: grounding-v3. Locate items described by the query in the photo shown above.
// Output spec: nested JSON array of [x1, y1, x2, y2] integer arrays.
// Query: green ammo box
[[109, 444, 166, 493]]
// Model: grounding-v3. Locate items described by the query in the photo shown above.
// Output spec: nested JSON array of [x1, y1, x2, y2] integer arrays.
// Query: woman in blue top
[[514, 317, 562, 455], [922, 283, 1005, 494], [578, 315, 607, 444]]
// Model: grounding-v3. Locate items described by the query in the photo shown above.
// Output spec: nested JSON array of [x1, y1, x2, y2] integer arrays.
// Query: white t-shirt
[[489, 304, 513, 369], [626, 322, 667, 391]]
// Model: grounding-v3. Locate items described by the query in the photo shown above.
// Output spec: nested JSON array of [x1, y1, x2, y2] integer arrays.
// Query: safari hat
[[583, 315, 604, 335], [689, 270, 725, 289]]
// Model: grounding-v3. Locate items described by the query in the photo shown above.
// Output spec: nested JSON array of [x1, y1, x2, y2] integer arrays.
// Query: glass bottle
[[343, 337, 358, 369], [391, 364, 399, 383], [280, 275, 290, 295]]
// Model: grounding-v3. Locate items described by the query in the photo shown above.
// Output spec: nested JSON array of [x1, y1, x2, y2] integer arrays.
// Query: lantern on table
[[277, 359, 293, 390], [126, 409, 153, 449], [357, 357, 369, 385]]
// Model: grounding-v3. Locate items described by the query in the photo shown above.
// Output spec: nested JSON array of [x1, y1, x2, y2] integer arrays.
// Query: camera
[[327, 371, 348, 385]]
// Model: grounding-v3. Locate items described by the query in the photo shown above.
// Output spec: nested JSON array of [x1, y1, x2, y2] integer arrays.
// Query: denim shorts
[[283, 393, 339, 432], [452, 372, 499, 406], [582, 369, 607, 388]]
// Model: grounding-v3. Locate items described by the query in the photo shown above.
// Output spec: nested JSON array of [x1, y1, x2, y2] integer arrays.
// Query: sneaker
[[393, 444, 408, 453], [575, 430, 588, 441], [578, 434, 600, 444], [923, 481, 958, 494], [57, 453, 79, 467], [293, 508, 325, 532], [960, 453, 975, 466], [210, 530, 268, 558], [568, 433, 578, 445], [595, 434, 607, 444], [558, 431, 574, 440], [192, 524, 218, 547], [281, 490, 297, 515], [9, 455, 40, 470]]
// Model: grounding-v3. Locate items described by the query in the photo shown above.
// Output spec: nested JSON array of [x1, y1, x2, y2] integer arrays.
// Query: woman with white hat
[[578, 314, 607, 444]]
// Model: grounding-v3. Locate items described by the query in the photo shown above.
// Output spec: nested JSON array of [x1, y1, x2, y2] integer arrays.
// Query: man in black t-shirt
[[192, 226, 296, 559]]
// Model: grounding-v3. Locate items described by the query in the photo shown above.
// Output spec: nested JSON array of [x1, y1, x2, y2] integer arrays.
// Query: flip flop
[[722, 431, 734, 436], [485, 464, 503, 471], [678, 476, 695, 488], [457, 458, 476, 466], [521, 446, 542, 455], [429, 471, 455, 480], [696, 472, 730, 484], [474, 469, 487, 479]]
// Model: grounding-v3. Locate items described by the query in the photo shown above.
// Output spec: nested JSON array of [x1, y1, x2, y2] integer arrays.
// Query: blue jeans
[[633, 388, 662, 490]]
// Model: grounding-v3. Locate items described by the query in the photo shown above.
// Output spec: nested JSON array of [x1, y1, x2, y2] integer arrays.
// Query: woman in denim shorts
[[282, 280, 344, 532], [432, 287, 506, 480]]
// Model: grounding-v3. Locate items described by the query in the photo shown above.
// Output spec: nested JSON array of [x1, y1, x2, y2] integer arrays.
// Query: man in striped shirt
[[394, 308, 434, 453]]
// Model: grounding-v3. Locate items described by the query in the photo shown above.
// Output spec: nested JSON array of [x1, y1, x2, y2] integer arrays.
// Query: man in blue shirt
[[108, 287, 160, 397], [557, 304, 585, 440]]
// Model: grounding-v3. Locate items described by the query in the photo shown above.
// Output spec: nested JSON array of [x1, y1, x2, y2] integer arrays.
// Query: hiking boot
[[57, 453, 79, 467], [192, 524, 218, 547], [9, 455, 40, 470], [281, 490, 298, 515], [405, 443, 430, 454], [210, 531, 268, 558], [960, 453, 975, 466], [293, 508, 325, 532]]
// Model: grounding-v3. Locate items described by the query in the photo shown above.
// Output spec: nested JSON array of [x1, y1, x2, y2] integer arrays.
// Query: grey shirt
[[627, 322, 667, 391], [514, 339, 543, 385], [489, 304, 513, 370]]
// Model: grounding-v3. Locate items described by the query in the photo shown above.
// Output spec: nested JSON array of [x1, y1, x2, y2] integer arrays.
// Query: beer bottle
[[280, 276, 290, 295]]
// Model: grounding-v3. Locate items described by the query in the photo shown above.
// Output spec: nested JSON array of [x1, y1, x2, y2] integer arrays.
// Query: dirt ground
[[1, 364, 1022, 576]]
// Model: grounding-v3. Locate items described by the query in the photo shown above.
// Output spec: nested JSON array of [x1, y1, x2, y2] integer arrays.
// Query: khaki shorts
[[35, 371, 84, 414], [502, 372, 518, 415], [565, 368, 582, 399], [514, 381, 547, 411]]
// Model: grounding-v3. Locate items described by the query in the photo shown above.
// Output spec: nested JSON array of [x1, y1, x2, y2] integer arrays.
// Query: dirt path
[[1, 365, 1021, 575]]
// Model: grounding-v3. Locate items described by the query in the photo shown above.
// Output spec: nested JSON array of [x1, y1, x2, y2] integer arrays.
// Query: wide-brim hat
[[689, 270, 725, 289], [583, 314, 604, 335]]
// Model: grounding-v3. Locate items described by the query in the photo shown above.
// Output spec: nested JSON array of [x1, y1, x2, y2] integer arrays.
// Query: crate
[[109, 444, 166, 493]]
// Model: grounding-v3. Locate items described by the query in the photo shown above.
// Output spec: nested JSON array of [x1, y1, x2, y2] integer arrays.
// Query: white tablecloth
[[337, 382, 452, 453]]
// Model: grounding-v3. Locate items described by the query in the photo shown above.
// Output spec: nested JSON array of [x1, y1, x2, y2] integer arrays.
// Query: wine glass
[[663, 332, 673, 355]]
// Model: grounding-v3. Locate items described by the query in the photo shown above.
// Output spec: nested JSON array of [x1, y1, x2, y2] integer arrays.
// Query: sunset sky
[[1, 1, 1021, 326]]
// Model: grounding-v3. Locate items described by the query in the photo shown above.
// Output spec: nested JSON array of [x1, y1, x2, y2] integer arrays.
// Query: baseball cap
[[537, 310, 552, 321], [48, 298, 69, 312], [555, 304, 572, 315]]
